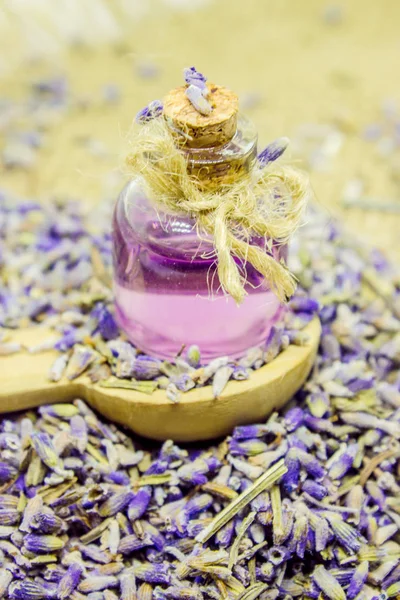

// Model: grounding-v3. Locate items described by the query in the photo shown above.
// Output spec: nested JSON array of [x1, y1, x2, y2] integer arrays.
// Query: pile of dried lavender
[[1, 192, 400, 598], [1, 67, 400, 599], [0, 193, 318, 400]]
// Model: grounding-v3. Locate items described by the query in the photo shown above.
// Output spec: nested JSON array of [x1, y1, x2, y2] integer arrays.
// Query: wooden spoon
[[1, 318, 321, 442]]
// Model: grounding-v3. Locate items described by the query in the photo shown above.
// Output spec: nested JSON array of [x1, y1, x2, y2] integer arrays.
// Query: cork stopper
[[163, 83, 239, 148]]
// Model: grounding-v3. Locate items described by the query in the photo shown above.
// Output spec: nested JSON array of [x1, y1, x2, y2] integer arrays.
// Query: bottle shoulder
[[113, 179, 212, 259]]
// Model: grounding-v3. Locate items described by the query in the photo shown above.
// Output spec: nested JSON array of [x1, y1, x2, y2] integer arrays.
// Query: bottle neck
[[167, 114, 258, 191]]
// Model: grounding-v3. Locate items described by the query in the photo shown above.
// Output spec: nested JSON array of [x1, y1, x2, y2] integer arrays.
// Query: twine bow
[[125, 118, 311, 304]]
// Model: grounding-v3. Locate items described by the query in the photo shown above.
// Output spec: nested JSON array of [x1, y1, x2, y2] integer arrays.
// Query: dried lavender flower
[[258, 137, 289, 167], [136, 101, 163, 123], [183, 67, 208, 93]]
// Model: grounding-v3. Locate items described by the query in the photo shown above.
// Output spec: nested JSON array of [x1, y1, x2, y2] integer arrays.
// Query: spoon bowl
[[1, 318, 321, 441]]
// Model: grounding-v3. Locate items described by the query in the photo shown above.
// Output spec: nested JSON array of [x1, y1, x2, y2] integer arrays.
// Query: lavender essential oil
[[112, 73, 294, 360]]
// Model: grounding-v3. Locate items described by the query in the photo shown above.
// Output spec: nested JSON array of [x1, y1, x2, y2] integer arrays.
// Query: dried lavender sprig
[[136, 101, 163, 124], [258, 137, 289, 167], [196, 459, 287, 543]]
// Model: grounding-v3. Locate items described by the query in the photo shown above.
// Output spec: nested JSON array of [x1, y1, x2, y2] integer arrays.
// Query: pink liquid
[[112, 182, 285, 360]]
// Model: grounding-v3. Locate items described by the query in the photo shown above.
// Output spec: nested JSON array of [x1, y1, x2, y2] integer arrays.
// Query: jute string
[[125, 118, 311, 304]]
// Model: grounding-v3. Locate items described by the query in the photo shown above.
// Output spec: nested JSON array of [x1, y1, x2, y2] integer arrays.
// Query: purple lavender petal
[[185, 493, 213, 517], [99, 489, 135, 517], [264, 326, 283, 362], [54, 332, 77, 351], [314, 516, 331, 552], [303, 414, 334, 434], [118, 534, 153, 555], [289, 296, 319, 314], [30, 509, 64, 533], [172, 373, 196, 392], [319, 304, 336, 324], [183, 67, 208, 92], [0, 462, 17, 483], [302, 480, 327, 500], [58, 563, 83, 599], [297, 449, 325, 480], [347, 377, 374, 393], [24, 534, 64, 553], [128, 487, 152, 522], [365, 481, 386, 510], [136, 100, 163, 123], [215, 519, 235, 547], [290, 516, 309, 559], [106, 471, 131, 485], [92, 304, 119, 340], [328, 444, 358, 480], [232, 424, 268, 440], [258, 137, 289, 166], [228, 439, 247, 456], [145, 460, 169, 475], [134, 563, 170, 585], [131, 356, 162, 380], [347, 561, 368, 600], [142, 522, 166, 551], [9, 580, 54, 600], [284, 407, 304, 432], [282, 451, 300, 494]]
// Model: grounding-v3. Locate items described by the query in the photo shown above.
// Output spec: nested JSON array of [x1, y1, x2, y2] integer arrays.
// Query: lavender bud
[[183, 67, 208, 93], [70, 415, 88, 453], [78, 577, 118, 593], [127, 487, 152, 522], [185, 494, 213, 518], [118, 534, 153, 555], [302, 480, 327, 500], [30, 508, 64, 533], [58, 563, 84, 599], [258, 137, 289, 166], [232, 424, 268, 440], [297, 449, 325, 480], [284, 407, 304, 432], [328, 444, 358, 480], [136, 101, 163, 124], [120, 568, 136, 600], [131, 356, 162, 380], [99, 490, 135, 517], [9, 580, 53, 600], [289, 296, 319, 314], [282, 450, 300, 494], [92, 304, 119, 341], [0, 509, 20, 526], [24, 534, 65, 553], [215, 520, 235, 547], [186, 345, 201, 368], [172, 374, 196, 393], [30, 433, 60, 470], [134, 563, 170, 585], [0, 462, 17, 483]]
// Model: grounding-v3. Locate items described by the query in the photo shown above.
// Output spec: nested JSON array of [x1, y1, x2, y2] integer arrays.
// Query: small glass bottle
[[112, 87, 287, 360]]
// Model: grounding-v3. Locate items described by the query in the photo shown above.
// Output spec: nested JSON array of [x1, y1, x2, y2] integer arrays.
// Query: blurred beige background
[[1, 0, 399, 259]]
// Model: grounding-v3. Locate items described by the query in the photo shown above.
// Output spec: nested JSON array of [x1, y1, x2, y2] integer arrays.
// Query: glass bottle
[[112, 115, 287, 360]]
